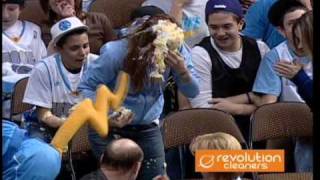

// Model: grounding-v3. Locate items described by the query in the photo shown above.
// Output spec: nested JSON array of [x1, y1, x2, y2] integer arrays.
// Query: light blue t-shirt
[[79, 39, 199, 125], [242, 0, 286, 49], [2, 120, 61, 180], [253, 41, 310, 97], [252, 44, 282, 96]]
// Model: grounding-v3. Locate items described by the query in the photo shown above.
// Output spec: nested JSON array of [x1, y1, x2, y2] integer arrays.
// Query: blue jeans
[[2, 120, 61, 180], [88, 123, 165, 180], [294, 137, 313, 172]]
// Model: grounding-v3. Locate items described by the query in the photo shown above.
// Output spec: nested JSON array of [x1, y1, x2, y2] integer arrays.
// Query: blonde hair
[[190, 132, 242, 154], [292, 11, 313, 59], [189, 132, 242, 180]]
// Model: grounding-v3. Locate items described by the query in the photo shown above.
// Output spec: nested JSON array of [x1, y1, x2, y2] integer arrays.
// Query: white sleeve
[[189, 46, 213, 108], [257, 40, 270, 59], [38, 38, 47, 59], [30, 24, 47, 61], [23, 62, 52, 109], [36, 28, 47, 59]]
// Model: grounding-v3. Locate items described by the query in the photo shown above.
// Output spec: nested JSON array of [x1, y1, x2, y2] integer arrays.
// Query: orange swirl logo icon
[[199, 155, 215, 169]]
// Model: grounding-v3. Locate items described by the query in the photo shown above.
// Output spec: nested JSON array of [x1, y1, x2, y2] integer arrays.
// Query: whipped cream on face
[[150, 20, 184, 81]]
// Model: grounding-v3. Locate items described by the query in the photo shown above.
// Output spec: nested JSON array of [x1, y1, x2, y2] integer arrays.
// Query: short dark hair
[[56, 28, 88, 48], [268, 0, 306, 27], [101, 139, 144, 172]]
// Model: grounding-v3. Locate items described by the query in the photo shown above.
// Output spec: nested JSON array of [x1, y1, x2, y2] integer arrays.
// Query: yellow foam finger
[[51, 71, 130, 154]]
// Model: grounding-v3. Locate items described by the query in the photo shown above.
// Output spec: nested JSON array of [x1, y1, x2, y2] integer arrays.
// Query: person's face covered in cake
[[124, 14, 185, 92]]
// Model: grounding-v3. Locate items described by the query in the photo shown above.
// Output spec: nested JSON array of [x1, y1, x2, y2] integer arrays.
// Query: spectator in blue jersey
[[249, 0, 311, 106], [221, 0, 312, 172], [3, 120, 61, 180], [274, 11, 313, 109], [242, 0, 312, 49], [23, 17, 100, 143]]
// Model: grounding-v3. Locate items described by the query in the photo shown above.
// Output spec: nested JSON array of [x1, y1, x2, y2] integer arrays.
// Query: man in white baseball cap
[[3, 17, 100, 180], [50, 16, 88, 46], [23, 16, 98, 144]]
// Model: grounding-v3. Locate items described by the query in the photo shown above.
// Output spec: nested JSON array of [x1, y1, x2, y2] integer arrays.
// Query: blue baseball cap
[[205, 0, 243, 23]]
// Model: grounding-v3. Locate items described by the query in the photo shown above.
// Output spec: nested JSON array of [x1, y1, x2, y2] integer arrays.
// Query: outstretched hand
[[109, 110, 134, 128]]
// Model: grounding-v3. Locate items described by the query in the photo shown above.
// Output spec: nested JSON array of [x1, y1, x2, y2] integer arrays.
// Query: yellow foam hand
[[50, 71, 130, 154]]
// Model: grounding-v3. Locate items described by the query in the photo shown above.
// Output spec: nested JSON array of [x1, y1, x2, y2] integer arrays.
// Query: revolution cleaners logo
[[195, 150, 285, 172]]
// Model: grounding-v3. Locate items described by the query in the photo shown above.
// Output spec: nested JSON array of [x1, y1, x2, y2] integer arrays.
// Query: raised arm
[[167, 44, 199, 98]]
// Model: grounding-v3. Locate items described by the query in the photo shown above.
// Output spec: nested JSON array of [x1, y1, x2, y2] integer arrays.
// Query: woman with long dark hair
[[78, 14, 199, 179]]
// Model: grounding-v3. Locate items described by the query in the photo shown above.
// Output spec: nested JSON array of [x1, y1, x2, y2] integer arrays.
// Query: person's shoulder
[[256, 39, 268, 46], [23, 20, 42, 32], [256, 39, 270, 51], [191, 37, 216, 57], [261, 46, 280, 63], [34, 55, 56, 71], [191, 45, 207, 55], [100, 39, 128, 54], [191, 45, 211, 65], [242, 35, 261, 44], [87, 53, 99, 61]]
